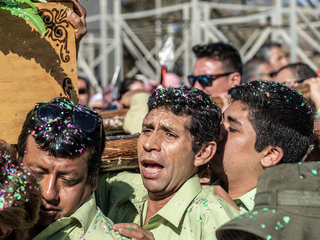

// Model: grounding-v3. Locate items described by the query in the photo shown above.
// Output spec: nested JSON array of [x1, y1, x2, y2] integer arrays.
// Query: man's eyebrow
[[142, 122, 154, 129], [227, 115, 242, 126], [159, 122, 177, 133]]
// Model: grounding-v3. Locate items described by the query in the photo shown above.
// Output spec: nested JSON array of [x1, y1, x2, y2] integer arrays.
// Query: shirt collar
[[234, 188, 257, 212], [131, 175, 202, 228], [70, 193, 98, 232]]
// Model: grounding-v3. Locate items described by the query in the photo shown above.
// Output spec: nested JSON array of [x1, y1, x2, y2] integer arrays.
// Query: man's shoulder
[[34, 195, 123, 240], [184, 186, 239, 231], [189, 186, 239, 217]]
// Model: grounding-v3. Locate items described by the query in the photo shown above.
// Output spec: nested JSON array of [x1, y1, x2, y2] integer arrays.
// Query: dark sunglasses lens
[[198, 76, 212, 87], [78, 88, 87, 94], [269, 72, 276, 78], [72, 111, 100, 133], [38, 105, 64, 122], [188, 76, 195, 86]]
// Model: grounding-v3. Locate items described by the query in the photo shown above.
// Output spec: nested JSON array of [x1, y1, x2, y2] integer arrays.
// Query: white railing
[[78, 0, 320, 92]]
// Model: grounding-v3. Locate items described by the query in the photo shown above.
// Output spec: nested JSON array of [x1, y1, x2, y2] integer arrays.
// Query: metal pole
[[114, 0, 123, 80], [155, 0, 162, 81], [290, 0, 297, 62], [271, 0, 283, 41], [100, 0, 107, 88], [183, 5, 190, 85], [192, 0, 201, 67]]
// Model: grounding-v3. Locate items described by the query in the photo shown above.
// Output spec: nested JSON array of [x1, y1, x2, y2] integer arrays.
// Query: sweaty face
[[22, 136, 96, 227], [268, 47, 288, 72], [192, 58, 235, 99], [210, 101, 264, 184], [138, 108, 198, 198]]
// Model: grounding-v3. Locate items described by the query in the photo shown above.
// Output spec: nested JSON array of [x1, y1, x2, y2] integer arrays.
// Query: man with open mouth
[[96, 86, 239, 240]]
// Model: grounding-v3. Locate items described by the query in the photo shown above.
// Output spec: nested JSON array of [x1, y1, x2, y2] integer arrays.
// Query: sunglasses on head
[[36, 103, 102, 133], [188, 72, 234, 87]]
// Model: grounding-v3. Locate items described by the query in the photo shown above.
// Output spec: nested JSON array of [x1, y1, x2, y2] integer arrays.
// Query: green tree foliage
[[0, 0, 47, 35]]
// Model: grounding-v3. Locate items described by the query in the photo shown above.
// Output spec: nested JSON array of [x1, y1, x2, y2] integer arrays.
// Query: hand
[[302, 77, 320, 110], [113, 223, 155, 240], [47, 0, 87, 53]]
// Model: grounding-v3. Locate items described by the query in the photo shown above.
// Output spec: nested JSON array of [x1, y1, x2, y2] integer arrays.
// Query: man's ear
[[0, 226, 12, 240], [194, 141, 217, 168], [230, 72, 241, 86], [90, 170, 99, 191], [260, 146, 284, 168]]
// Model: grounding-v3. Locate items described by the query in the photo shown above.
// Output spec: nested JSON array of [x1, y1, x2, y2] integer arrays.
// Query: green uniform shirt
[[96, 171, 239, 240], [233, 188, 256, 214], [213, 179, 256, 214], [34, 194, 122, 240]]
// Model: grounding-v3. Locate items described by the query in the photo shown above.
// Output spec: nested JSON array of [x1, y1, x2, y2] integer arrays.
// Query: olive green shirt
[[34, 194, 122, 240], [96, 171, 239, 240], [233, 188, 256, 214], [213, 179, 256, 214]]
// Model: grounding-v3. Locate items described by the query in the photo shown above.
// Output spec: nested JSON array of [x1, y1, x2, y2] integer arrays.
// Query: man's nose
[[143, 132, 161, 152], [41, 175, 59, 202]]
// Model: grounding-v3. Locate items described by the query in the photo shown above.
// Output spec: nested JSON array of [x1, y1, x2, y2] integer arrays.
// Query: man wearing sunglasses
[[189, 42, 242, 110], [78, 76, 91, 106], [16, 98, 151, 239]]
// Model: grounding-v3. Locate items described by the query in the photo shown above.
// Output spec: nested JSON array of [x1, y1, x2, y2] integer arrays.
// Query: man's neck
[[26, 224, 48, 240], [221, 174, 258, 199], [144, 193, 175, 226]]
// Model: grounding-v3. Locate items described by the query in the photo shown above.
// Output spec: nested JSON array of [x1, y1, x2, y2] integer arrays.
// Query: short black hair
[[243, 57, 271, 83], [192, 42, 243, 77], [17, 98, 105, 183], [276, 62, 317, 82], [228, 81, 314, 164], [254, 42, 282, 61], [147, 86, 221, 171]]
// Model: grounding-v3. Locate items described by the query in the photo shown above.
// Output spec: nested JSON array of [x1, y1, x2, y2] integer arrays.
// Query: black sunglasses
[[78, 88, 88, 94], [36, 103, 102, 133], [188, 72, 234, 87]]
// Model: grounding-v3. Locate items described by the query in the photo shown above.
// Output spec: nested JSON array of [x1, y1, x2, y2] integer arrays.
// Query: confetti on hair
[[148, 86, 218, 110], [0, 143, 40, 211], [28, 98, 102, 155]]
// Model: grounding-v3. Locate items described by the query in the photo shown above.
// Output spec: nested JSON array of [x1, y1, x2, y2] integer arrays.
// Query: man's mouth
[[141, 160, 164, 177], [40, 205, 59, 216]]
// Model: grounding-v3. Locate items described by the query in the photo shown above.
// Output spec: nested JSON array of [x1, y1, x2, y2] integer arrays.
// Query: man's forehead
[[144, 109, 190, 129], [193, 58, 223, 75], [224, 101, 249, 121], [23, 135, 90, 163]]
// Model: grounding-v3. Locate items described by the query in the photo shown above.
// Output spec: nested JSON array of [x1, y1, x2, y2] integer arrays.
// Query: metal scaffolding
[[77, 0, 320, 92]]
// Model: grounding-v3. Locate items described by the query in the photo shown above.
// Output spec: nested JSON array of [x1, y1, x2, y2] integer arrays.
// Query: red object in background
[[160, 65, 167, 87], [316, 70, 320, 77]]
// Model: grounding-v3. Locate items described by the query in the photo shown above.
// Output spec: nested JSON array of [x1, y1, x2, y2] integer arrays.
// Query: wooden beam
[[101, 134, 139, 171]]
